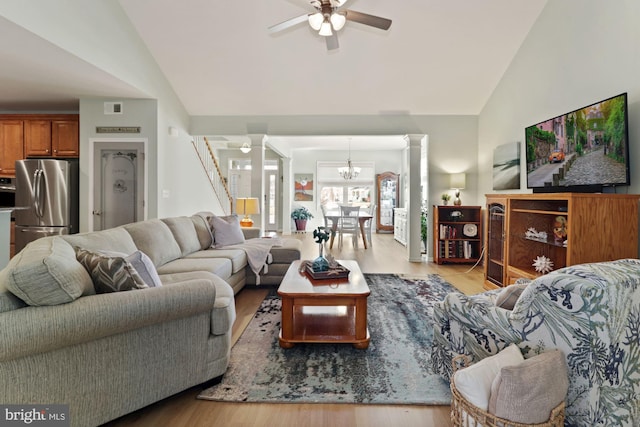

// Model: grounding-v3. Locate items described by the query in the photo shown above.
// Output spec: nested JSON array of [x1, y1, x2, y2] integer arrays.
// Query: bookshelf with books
[[433, 205, 482, 265]]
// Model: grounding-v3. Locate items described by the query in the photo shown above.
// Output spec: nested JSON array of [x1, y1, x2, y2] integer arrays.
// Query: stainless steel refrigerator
[[15, 159, 79, 253]]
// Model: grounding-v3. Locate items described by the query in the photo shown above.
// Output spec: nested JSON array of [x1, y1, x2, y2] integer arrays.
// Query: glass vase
[[312, 243, 329, 272]]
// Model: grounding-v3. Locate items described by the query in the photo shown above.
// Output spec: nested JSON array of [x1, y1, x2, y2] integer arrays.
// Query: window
[[317, 161, 374, 209]]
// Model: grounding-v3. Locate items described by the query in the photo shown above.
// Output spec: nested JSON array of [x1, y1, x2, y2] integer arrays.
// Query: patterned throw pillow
[[76, 248, 149, 293]]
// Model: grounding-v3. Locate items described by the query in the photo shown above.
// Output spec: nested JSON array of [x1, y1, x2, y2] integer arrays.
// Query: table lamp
[[235, 197, 260, 227], [450, 173, 466, 206]]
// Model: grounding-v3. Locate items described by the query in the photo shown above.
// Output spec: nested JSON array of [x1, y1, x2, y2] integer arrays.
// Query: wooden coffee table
[[278, 260, 370, 349]]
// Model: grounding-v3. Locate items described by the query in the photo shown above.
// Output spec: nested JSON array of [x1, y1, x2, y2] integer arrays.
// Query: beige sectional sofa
[[0, 213, 301, 427]]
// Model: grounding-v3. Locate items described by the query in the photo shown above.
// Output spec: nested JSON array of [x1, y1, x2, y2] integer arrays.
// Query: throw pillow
[[453, 343, 524, 411], [489, 350, 568, 424], [76, 248, 149, 293], [495, 283, 529, 310], [209, 214, 245, 248], [125, 250, 163, 288], [5, 237, 94, 306]]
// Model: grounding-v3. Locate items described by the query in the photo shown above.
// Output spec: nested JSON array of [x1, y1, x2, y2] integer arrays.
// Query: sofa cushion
[[162, 217, 202, 256], [62, 227, 138, 255], [156, 257, 233, 281], [124, 219, 182, 267], [184, 249, 247, 274], [270, 239, 303, 264], [5, 237, 94, 306], [191, 213, 214, 249], [489, 350, 568, 423], [453, 343, 524, 411], [209, 215, 245, 248], [76, 248, 149, 293]]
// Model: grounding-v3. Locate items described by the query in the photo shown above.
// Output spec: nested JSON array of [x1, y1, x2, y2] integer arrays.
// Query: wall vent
[[104, 102, 123, 115]]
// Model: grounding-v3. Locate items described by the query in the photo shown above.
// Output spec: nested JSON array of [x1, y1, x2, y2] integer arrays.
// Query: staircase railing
[[192, 136, 233, 215]]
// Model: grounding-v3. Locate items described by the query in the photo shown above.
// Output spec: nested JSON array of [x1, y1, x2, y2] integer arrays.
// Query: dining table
[[323, 209, 373, 250]]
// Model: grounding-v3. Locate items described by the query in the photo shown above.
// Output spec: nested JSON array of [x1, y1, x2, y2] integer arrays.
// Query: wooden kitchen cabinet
[[52, 119, 79, 157], [0, 120, 24, 177], [24, 116, 79, 158], [25, 119, 53, 156]]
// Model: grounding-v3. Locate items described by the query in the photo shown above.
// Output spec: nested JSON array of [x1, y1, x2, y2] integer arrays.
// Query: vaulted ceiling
[[0, 0, 547, 118]]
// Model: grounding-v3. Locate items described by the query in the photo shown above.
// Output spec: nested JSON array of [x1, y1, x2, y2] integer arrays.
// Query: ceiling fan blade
[[268, 14, 310, 34], [344, 9, 392, 30], [325, 33, 339, 51]]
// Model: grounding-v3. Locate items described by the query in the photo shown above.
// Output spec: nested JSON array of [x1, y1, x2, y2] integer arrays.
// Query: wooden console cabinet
[[433, 205, 482, 265], [484, 193, 640, 289]]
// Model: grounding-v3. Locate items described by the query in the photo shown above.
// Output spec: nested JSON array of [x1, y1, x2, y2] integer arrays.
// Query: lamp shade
[[308, 12, 323, 30], [450, 173, 466, 189], [319, 20, 333, 36], [235, 197, 260, 215], [330, 12, 346, 31]]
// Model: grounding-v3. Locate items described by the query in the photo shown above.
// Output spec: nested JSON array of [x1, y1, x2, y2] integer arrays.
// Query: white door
[[93, 141, 145, 231]]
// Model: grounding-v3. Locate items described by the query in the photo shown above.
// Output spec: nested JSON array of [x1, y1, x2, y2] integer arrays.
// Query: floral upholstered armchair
[[432, 259, 640, 427]]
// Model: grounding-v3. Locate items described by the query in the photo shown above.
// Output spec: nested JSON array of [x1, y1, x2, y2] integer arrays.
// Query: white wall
[[478, 0, 640, 198]]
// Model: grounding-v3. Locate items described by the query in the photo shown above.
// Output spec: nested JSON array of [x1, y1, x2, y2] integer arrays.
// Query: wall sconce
[[450, 173, 466, 206], [235, 197, 260, 227]]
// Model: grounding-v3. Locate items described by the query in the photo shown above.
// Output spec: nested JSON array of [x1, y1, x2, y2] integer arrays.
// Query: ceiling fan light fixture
[[319, 20, 333, 36], [240, 142, 251, 154], [330, 12, 346, 31], [308, 12, 323, 31]]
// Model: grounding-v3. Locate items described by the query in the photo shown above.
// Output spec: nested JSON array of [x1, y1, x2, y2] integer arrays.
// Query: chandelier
[[338, 139, 361, 180]]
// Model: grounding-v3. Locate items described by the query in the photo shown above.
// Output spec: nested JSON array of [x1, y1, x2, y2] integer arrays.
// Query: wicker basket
[[450, 355, 565, 427]]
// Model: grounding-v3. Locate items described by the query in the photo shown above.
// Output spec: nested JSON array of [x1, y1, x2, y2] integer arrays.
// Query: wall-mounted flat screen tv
[[525, 92, 630, 193]]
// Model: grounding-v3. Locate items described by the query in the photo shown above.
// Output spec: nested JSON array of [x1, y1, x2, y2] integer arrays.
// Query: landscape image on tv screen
[[525, 93, 629, 191]]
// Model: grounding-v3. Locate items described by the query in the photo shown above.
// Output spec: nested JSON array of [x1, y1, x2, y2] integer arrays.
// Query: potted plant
[[291, 206, 314, 231], [421, 204, 428, 253], [441, 193, 451, 205]]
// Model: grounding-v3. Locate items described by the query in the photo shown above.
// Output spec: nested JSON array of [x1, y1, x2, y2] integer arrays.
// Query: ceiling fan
[[268, 0, 392, 51]]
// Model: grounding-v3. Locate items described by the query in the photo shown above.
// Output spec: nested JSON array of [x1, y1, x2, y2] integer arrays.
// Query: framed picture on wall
[[294, 174, 314, 201], [493, 142, 521, 190]]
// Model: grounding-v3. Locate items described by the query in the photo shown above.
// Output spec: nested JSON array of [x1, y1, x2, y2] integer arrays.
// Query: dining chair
[[363, 204, 375, 248], [338, 205, 360, 249], [320, 204, 330, 229]]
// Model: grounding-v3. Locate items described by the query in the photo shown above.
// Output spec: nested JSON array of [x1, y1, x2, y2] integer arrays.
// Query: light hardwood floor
[[103, 232, 485, 427]]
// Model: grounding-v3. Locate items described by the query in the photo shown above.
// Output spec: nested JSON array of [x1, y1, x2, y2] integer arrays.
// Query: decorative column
[[406, 134, 425, 262], [248, 134, 266, 231], [281, 156, 293, 235]]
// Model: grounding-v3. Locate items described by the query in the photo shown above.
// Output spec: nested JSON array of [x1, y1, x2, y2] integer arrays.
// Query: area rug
[[197, 273, 459, 405]]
